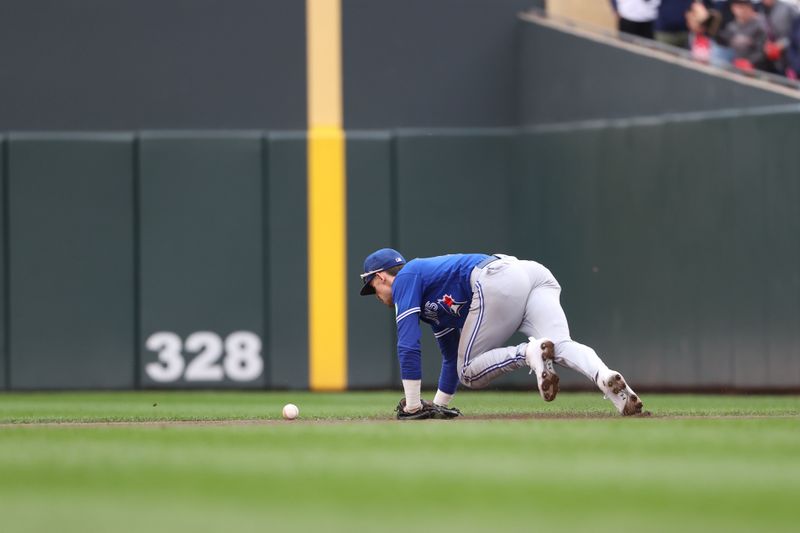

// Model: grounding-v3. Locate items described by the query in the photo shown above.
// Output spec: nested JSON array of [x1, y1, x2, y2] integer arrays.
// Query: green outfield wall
[[1, 109, 798, 390], [511, 108, 800, 389], [266, 133, 310, 390], [137, 133, 266, 389], [0, 137, 5, 390], [6, 134, 136, 389], [346, 132, 396, 387]]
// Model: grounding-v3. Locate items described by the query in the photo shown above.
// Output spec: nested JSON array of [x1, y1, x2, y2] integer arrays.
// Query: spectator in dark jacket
[[761, 0, 800, 74], [785, 11, 800, 78], [705, 0, 734, 28], [656, 0, 695, 48], [718, 0, 769, 71]]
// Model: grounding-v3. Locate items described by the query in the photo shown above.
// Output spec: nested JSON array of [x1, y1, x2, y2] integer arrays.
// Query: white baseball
[[282, 403, 299, 420]]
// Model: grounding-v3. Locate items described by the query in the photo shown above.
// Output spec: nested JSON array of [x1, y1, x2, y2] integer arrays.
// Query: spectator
[[656, 0, 695, 48], [610, 0, 661, 39], [686, 1, 725, 62], [761, 0, 800, 74], [701, 0, 737, 65], [705, 0, 735, 28], [717, 0, 769, 72], [786, 12, 800, 77]]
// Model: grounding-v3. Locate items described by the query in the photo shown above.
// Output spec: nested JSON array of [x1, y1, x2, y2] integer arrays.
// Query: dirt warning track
[[1, 412, 797, 429]]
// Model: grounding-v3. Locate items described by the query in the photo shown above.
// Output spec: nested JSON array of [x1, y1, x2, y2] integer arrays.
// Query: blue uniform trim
[[474, 255, 500, 269], [396, 307, 421, 323], [464, 355, 526, 384], [461, 280, 485, 379], [433, 327, 455, 339]]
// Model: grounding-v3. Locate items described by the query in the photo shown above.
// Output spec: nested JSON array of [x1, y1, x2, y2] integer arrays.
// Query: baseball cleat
[[597, 370, 644, 416], [526, 337, 559, 402]]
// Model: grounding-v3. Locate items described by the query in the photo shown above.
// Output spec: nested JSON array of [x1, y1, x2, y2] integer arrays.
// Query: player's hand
[[395, 398, 462, 420]]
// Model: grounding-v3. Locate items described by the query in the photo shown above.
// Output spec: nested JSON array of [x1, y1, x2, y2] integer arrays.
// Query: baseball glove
[[395, 398, 462, 420]]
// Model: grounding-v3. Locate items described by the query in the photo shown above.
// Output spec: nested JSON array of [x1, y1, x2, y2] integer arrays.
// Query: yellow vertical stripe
[[307, 0, 347, 391], [307, 0, 342, 128]]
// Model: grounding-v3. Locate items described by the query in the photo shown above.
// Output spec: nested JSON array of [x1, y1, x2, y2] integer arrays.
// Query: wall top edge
[[6, 132, 136, 142], [392, 127, 518, 138], [520, 104, 800, 135], [1, 130, 312, 141]]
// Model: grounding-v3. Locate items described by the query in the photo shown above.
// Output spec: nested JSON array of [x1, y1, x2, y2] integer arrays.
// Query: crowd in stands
[[609, 0, 800, 80]]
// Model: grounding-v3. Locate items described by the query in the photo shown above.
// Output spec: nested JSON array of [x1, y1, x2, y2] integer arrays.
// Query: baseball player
[[359, 248, 645, 419]]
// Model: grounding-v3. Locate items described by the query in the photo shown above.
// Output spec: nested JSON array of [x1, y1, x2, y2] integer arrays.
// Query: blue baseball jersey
[[392, 253, 490, 394]]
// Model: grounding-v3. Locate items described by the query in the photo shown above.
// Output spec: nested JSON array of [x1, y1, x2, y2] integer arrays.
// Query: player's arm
[[396, 310, 424, 411], [432, 326, 460, 406], [392, 273, 425, 412]]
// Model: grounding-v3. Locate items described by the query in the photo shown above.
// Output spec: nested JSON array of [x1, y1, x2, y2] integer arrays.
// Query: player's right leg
[[595, 369, 645, 416], [519, 261, 645, 415], [554, 340, 644, 415]]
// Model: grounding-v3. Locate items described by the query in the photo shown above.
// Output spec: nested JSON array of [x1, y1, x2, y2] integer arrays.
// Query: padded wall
[[138, 133, 266, 389], [512, 110, 800, 388], [266, 133, 309, 389], [1, 117, 797, 391], [347, 132, 396, 388], [7, 135, 135, 389], [0, 137, 5, 389]]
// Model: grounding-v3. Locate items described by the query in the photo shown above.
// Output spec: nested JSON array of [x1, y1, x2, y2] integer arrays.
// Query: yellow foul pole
[[306, 0, 347, 390]]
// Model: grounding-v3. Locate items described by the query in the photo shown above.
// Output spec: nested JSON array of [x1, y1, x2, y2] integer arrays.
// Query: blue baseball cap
[[359, 248, 406, 295]]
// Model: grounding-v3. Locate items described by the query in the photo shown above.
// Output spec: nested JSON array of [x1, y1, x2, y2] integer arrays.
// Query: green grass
[[0, 392, 798, 533]]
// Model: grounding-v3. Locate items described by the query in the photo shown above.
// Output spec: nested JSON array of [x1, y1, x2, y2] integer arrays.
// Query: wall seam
[[261, 134, 272, 389], [388, 132, 399, 386], [132, 135, 142, 390], [2, 138, 9, 390]]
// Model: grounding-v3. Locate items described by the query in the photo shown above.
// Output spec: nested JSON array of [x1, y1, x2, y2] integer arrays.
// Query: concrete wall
[[517, 18, 799, 126], [342, 0, 537, 128], [0, 0, 543, 131], [0, 0, 307, 131]]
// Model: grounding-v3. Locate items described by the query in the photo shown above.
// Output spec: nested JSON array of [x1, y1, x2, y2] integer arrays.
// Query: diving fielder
[[359, 248, 645, 418]]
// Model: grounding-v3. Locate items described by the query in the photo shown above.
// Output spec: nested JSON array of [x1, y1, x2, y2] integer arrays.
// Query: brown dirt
[[1, 411, 796, 429]]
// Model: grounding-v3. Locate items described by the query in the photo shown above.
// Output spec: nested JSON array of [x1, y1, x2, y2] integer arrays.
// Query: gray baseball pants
[[457, 255, 610, 389]]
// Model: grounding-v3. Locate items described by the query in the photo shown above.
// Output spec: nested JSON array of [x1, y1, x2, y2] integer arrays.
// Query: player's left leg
[[456, 258, 532, 389]]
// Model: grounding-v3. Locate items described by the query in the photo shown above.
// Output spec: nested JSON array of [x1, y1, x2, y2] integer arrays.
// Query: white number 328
[[145, 331, 263, 383]]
